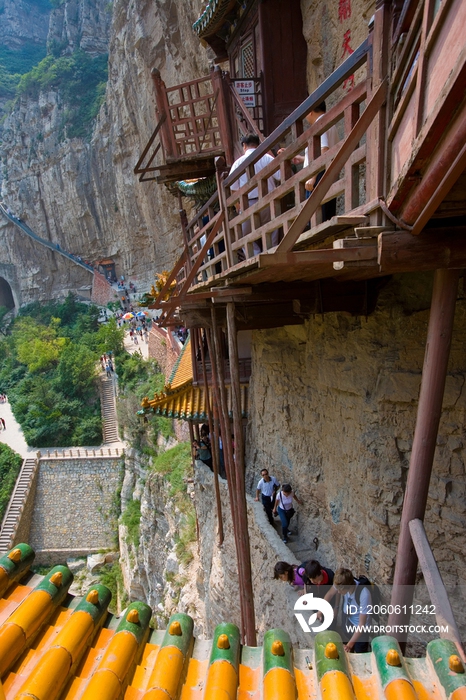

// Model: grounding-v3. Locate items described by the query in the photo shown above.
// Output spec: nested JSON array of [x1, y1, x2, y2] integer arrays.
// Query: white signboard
[[233, 80, 254, 94], [233, 80, 257, 108]]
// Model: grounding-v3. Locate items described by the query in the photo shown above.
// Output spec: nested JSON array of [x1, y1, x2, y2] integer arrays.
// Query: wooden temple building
[[135, 0, 466, 650]]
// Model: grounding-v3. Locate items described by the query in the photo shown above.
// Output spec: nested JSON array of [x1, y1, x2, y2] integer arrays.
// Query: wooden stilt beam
[[198, 328, 224, 545], [226, 302, 256, 647], [388, 268, 460, 641], [409, 518, 465, 660], [188, 421, 195, 471], [206, 328, 226, 483], [210, 308, 246, 638]]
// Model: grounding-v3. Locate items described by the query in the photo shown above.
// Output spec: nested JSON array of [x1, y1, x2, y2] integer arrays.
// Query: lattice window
[[241, 41, 255, 79]]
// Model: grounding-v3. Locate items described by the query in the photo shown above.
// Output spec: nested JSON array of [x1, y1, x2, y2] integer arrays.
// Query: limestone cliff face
[[0, 0, 50, 50], [245, 273, 466, 589], [47, 0, 111, 56], [0, 0, 208, 304], [301, 0, 375, 93]]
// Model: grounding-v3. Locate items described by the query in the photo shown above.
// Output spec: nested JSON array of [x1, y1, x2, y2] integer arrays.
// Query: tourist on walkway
[[229, 133, 280, 255], [319, 567, 372, 653], [273, 561, 306, 592], [192, 437, 212, 470], [302, 559, 335, 596], [255, 468, 280, 526], [273, 483, 302, 543]]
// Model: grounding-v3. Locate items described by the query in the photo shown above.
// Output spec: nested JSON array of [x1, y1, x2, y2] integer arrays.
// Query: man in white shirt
[[255, 468, 280, 525], [229, 134, 280, 256], [286, 101, 338, 221]]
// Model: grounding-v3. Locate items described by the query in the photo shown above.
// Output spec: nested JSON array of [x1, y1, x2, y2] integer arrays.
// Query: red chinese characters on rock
[[341, 29, 354, 58], [338, 0, 352, 22], [341, 29, 355, 91]]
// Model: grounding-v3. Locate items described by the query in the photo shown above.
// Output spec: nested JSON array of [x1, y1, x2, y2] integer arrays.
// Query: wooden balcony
[[134, 68, 265, 184], [148, 0, 466, 328]]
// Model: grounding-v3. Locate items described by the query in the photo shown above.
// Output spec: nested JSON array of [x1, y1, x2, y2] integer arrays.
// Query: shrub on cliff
[[116, 352, 172, 450], [16, 49, 108, 139], [0, 444, 23, 521]]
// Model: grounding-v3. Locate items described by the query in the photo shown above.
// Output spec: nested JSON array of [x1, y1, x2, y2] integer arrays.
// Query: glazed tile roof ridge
[[1, 544, 465, 699], [192, 0, 238, 38], [167, 334, 192, 390]]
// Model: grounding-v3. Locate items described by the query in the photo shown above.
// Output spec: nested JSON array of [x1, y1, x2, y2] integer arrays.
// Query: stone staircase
[[100, 375, 119, 443], [0, 457, 38, 552]]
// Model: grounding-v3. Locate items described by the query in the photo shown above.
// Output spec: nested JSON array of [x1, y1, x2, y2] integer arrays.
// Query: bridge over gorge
[[0, 203, 118, 307]]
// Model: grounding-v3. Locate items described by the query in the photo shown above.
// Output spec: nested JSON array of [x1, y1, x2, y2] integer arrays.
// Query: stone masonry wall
[[29, 456, 123, 564], [13, 465, 39, 547], [245, 273, 466, 592], [147, 326, 180, 378], [91, 270, 119, 307]]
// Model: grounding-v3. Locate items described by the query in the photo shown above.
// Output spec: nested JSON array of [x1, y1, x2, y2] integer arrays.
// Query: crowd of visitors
[[274, 557, 375, 653]]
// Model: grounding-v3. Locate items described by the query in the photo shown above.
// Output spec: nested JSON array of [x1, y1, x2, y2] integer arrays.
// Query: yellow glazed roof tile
[[0, 545, 462, 700]]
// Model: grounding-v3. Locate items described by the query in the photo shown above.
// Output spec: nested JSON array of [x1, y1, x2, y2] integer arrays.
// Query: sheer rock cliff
[[0, 0, 207, 303]]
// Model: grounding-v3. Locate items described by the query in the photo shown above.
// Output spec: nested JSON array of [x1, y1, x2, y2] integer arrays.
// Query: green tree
[[14, 318, 69, 372], [53, 343, 97, 400]]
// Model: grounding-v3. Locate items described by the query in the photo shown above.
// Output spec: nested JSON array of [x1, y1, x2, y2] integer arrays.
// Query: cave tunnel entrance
[[0, 277, 15, 311]]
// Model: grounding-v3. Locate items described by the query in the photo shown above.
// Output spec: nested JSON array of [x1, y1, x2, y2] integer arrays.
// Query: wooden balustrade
[[171, 41, 372, 295]]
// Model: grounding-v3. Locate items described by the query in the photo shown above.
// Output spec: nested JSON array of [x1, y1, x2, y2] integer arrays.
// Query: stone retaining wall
[[29, 455, 124, 565], [147, 326, 180, 377], [91, 271, 118, 306], [13, 467, 39, 547]]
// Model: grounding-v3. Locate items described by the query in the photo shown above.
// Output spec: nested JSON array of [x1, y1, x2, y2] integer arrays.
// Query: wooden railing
[[161, 37, 376, 302], [386, 0, 466, 224], [135, 67, 267, 184]]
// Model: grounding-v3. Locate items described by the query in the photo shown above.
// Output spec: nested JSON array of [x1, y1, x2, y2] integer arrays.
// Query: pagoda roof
[[140, 336, 249, 421]]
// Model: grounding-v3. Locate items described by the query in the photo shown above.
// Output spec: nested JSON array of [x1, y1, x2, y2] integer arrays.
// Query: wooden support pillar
[[151, 68, 176, 158], [178, 192, 192, 272], [226, 302, 257, 647], [198, 328, 224, 545], [210, 307, 246, 639], [215, 158, 234, 270], [366, 0, 390, 225], [211, 66, 235, 167], [194, 423, 200, 441], [188, 421, 195, 470], [388, 268, 460, 635]]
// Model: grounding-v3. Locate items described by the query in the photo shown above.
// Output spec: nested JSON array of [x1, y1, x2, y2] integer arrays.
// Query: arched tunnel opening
[[0, 277, 15, 311]]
